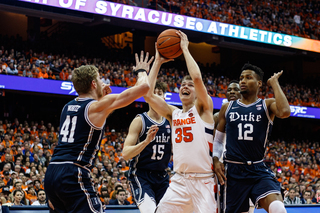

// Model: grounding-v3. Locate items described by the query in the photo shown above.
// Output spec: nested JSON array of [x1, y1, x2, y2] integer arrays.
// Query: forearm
[[122, 140, 150, 160], [271, 82, 290, 117], [182, 48, 202, 80], [145, 60, 162, 98]]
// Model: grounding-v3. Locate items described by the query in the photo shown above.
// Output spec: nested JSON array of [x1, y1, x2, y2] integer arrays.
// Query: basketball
[[157, 29, 183, 59]]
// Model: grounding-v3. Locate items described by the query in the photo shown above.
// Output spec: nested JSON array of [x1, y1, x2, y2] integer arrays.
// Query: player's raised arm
[[122, 117, 159, 160], [144, 44, 177, 122], [177, 31, 212, 111], [265, 71, 291, 119], [212, 102, 228, 185], [91, 51, 153, 118]]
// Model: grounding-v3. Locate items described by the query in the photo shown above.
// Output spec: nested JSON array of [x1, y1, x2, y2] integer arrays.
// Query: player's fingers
[[135, 53, 139, 63], [148, 56, 154, 65], [140, 50, 144, 62], [216, 172, 224, 185], [144, 52, 149, 63]]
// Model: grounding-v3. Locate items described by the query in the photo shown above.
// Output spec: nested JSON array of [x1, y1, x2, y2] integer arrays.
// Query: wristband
[[133, 69, 146, 76]]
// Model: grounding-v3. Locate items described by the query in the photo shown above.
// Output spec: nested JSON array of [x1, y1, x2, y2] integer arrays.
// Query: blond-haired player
[[144, 30, 217, 213]]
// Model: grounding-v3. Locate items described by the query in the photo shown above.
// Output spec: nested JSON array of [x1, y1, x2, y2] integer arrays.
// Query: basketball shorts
[[44, 163, 103, 213], [129, 169, 169, 206], [156, 172, 217, 213], [224, 162, 281, 213]]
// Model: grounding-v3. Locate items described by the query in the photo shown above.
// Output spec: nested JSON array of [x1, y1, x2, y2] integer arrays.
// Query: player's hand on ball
[[155, 42, 174, 64], [176, 30, 189, 51], [146, 125, 159, 143], [267, 70, 283, 86], [133, 51, 154, 75]]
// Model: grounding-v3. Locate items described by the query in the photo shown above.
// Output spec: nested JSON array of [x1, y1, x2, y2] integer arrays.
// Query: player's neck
[[240, 95, 259, 105], [148, 108, 162, 123], [78, 91, 97, 100], [182, 102, 194, 113]]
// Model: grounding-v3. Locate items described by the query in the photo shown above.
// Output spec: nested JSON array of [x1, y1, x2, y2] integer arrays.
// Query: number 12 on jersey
[[61, 115, 77, 143], [238, 123, 253, 141]]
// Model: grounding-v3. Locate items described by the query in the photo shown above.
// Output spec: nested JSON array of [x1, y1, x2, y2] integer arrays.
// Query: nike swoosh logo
[[158, 38, 170, 46], [204, 181, 210, 184], [232, 107, 239, 109]]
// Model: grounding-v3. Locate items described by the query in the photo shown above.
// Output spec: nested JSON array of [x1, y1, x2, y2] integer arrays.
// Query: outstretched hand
[[133, 51, 154, 74], [267, 70, 283, 86]]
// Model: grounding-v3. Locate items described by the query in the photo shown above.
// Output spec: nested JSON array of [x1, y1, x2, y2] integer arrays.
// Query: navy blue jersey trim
[[205, 128, 214, 135]]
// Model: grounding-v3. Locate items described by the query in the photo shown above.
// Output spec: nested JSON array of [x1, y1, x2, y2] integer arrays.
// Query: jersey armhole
[[262, 100, 273, 125], [136, 114, 145, 138], [85, 100, 105, 130], [224, 101, 233, 118]]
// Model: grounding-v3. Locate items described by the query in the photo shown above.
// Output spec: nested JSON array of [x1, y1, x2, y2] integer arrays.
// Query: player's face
[[154, 88, 165, 99], [179, 79, 196, 102], [226, 83, 241, 101], [239, 70, 261, 95]]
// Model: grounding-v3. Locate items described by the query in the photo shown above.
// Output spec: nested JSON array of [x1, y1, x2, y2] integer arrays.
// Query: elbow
[[122, 151, 130, 161], [139, 83, 150, 95], [279, 109, 291, 118]]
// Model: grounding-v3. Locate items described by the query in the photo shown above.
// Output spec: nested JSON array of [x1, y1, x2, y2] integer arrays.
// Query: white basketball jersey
[[171, 105, 214, 173]]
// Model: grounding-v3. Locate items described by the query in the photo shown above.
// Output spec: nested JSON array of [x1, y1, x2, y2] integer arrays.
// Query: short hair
[[229, 80, 239, 85], [72, 65, 98, 95], [115, 185, 124, 191], [182, 75, 192, 82], [241, 63, 264, 81], [155, 81, 167, 94], [289, 188, 296, 192], [117, 189, 126, 195], [37, 189, 45, 196]]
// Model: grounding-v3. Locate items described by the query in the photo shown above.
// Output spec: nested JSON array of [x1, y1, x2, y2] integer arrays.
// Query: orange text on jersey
[[173, 117, 196, 126]]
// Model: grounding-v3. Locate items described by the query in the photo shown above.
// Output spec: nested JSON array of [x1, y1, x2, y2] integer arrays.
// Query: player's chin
[[228, 96, 237, 101]]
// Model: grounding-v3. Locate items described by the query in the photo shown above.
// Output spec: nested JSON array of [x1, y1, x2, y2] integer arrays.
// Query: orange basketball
[[157, 29, 183, 59]]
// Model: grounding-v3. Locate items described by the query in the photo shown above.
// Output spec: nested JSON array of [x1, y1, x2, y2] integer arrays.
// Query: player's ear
[[257, 80, 262, 88], [92, 80, 97, 89]]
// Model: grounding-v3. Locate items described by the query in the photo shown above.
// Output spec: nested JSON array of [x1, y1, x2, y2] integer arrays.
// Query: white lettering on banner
[[122, 5, 134, 19], [268, 32, 272, 43], [95, 1, 107, 14], [165, 93, 172, 101], [110, 3, 121, 16], [240, 27, 248, 39], [273, 34, 282, 45], [219, 23, 228, 35], [161, 13, 172, 25], [207, 22, 218, 34], [229, 25, 239, 37], [290, 106, 307, 115], [196, 22, 203, 31], [75, 0, 86, 9], [283, 35, 292, 46], [61, 82, 76, 94], [249, 29, 258, 40], [134, 8, 146, 21], [259, 31, 268, 42], [186, 17, 196, 29], [59, 0, 73, 8], [174, 15, 184, 27], [148, 11, 160, 23]]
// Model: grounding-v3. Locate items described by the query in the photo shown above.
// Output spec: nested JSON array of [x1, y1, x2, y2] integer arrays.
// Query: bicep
[[146, 94, 176, 121]]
